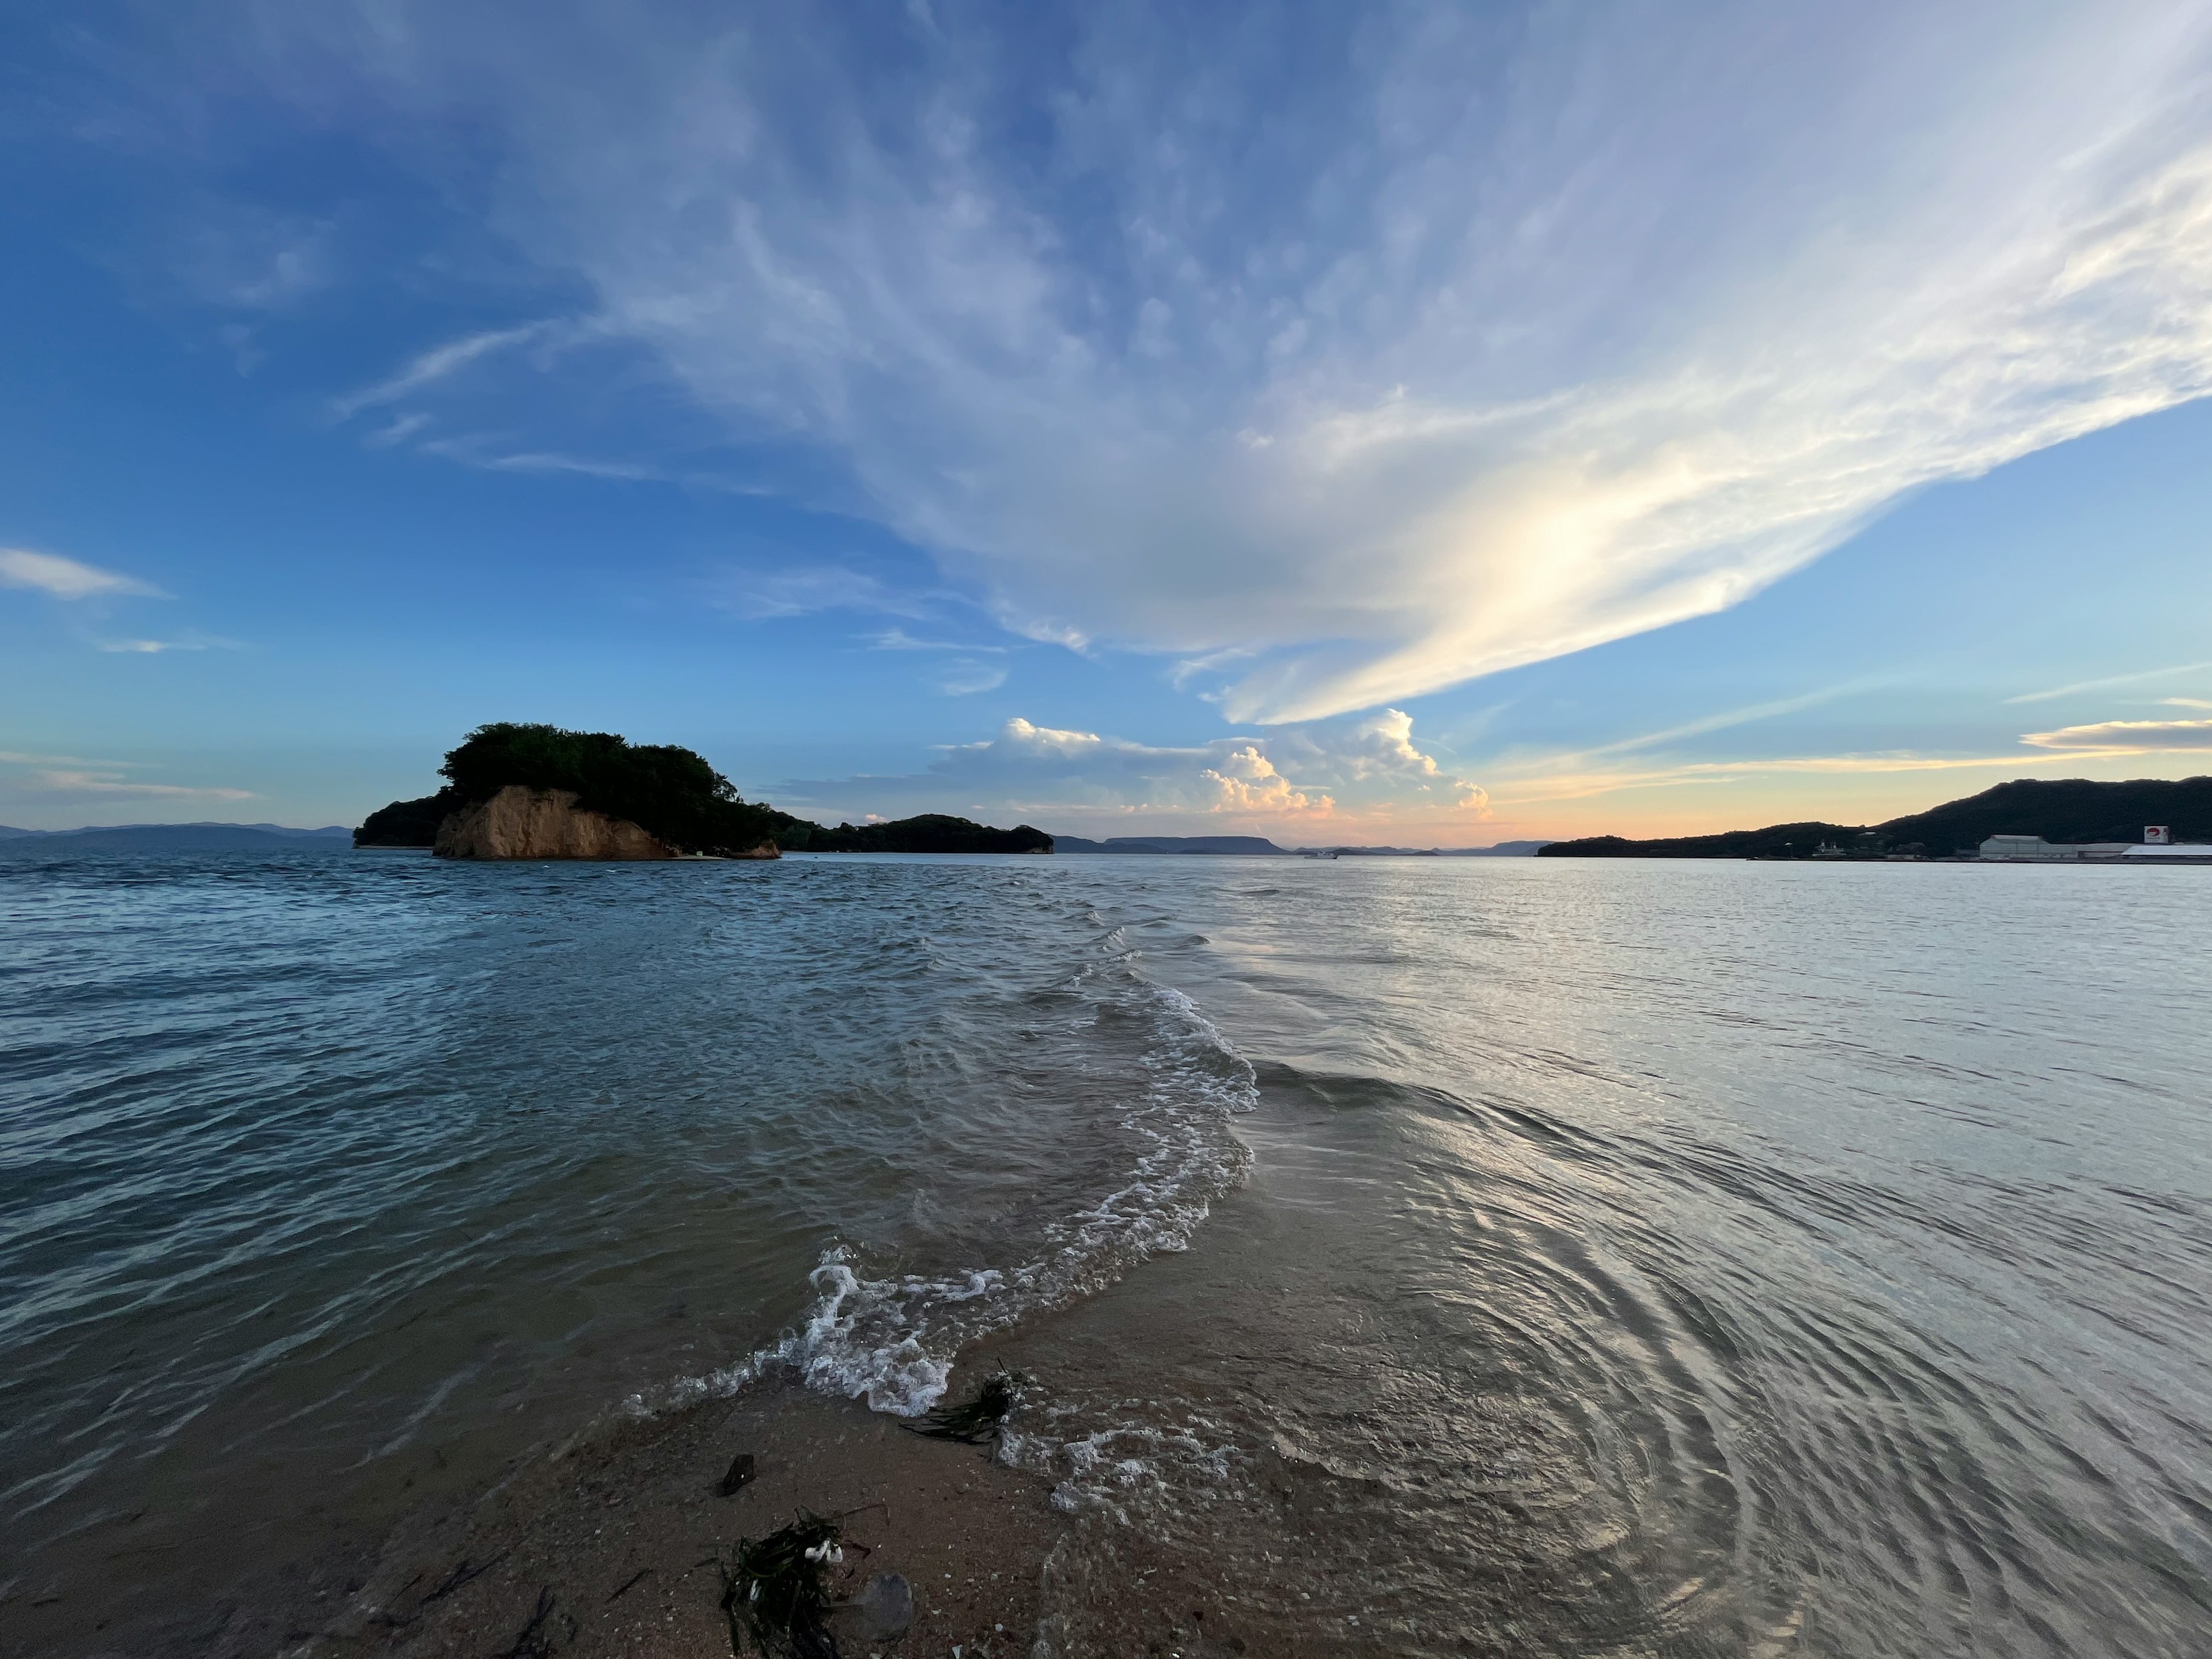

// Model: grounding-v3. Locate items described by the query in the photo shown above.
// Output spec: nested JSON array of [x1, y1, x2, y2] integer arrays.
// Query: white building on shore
[[1978, 828, 2211, 863]]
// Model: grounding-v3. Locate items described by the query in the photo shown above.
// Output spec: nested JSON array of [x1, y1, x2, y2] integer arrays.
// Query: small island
[[357, 722, 1052, 859]]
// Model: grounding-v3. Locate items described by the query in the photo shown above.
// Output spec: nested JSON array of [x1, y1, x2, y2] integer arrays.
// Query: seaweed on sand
[[721, 1513, 846, 1659], [904, 1369, 1027, 1444]]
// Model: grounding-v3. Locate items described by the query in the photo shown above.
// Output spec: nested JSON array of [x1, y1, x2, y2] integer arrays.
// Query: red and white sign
[[2146, 825, 2171, 844]]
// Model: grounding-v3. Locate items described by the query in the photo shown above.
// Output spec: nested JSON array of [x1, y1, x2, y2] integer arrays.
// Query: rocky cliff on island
[[360, 724, 785, 860], [434, 785, 693, 859], [357, 722, 1050, 859]]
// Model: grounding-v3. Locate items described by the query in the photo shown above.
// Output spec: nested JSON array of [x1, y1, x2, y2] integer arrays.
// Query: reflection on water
[[3, 851, 2209, 1656]]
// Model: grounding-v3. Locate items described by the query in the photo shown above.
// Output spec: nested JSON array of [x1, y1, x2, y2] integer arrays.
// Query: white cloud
[[365, 411, 433, 448], [866, 627, 1005, 653], [932, 658, 1007, 695], [2021, 718, 2212, 753], [1198, 746, 1331, 816], [333, 324, 556, 419], [1494, 752, 2084, 808], [773, 708, 1485, 830], [2005, 661, 2212, 704], [0, 548, 167, 600], [418, 439, 665, 480], [90, 634, 240, 653], [706, 565, 935, 621], [31, 770, 254, 800], [0, 749, 127, 767], [234, 6, 2212, 718]]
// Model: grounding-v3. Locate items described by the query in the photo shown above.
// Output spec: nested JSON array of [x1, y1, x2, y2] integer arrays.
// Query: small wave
[[632, 964, 1257, 1420]]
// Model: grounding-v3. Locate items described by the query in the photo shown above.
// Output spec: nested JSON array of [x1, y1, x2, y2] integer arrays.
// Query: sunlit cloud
[[770, 708, 1484, 831], [230, 3, 2212, 721], [1, 548, 167, 600], [1493, 751, 2088, 808], [2004, 661, 2212, 704], [2020, 718, 2212, 753]]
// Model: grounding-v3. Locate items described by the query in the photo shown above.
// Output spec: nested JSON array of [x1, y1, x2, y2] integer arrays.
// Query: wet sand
[[201, 1378, 1067, 1659], [162, 1361, 1306, 1659]]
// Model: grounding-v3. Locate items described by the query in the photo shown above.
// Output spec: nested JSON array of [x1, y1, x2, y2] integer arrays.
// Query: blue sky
[[5, 1, 2212, 841]]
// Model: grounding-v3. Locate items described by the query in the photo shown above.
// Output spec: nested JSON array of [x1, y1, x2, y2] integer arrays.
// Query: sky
[[5, 0, 2212, 842]]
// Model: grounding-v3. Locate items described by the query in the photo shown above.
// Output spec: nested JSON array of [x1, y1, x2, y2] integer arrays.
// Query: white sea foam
[[628, 958, 1256, 1422]]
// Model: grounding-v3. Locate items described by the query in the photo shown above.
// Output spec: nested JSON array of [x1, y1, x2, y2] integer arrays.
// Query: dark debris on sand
[[903, 1370, 1027, 1445], [721, 1513, 845, 1659]]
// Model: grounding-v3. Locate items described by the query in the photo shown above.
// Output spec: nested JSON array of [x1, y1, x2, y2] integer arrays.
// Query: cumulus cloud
[[1, 548, 166, 600], [774, 707, 1484, 830], [218, 4, 2212, 718], [1198, 747, 1331, 816], [2021, 718, 2212, 753]]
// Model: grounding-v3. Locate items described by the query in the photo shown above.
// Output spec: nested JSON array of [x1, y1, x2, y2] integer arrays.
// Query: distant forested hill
[[0, 824, 354, 855], [1054, 835, 1288, 854], [1537, 776, 2212, 858], [798, 814, 1051, 854]]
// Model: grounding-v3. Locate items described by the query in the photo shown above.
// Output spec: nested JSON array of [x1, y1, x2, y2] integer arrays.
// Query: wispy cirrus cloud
[[90, 632, 240, 654], [2021, 718, 2212, 754], [0, 749, 128, 767], [2004, 662, 2212, 704], [930, 659, 1007, 696], [706, 565, 938, 622], [866, 628, 1007, 653], [1, 548, 168, 600], [331, 323, 559, 420], [29, 769, 253, 800], [215, 2, 2212, 722], [177, 206, 334, 311], [416, 435, 665, 480]]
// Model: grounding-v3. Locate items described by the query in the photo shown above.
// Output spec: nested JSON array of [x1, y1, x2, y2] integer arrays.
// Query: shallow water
[[3, 851, 2209, 1654]]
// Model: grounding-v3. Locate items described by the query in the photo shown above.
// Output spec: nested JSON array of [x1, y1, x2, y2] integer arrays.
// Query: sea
[[3, 848, 2209, 1656]]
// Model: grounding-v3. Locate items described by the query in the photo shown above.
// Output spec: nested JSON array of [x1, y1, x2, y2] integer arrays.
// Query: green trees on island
[[436, 722, 796, 855], [354, 722, 1053, 855]]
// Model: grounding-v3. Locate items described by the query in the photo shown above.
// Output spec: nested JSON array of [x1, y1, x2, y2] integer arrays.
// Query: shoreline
[[104, 1331, 1325, 1659], [153, 1370, 1074, 1659]]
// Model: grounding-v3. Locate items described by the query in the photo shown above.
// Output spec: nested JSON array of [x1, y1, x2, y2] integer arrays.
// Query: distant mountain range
[[1052, 834, 1551, 855], [1053, 834, 1291, 854], [1298, 841, 1554, 857], [0, 823, 354, 855], [1537, 777, 2212, 859]]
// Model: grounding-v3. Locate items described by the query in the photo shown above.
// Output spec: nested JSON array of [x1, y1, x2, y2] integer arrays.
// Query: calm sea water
[[2, 850, 2208, 1655]]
